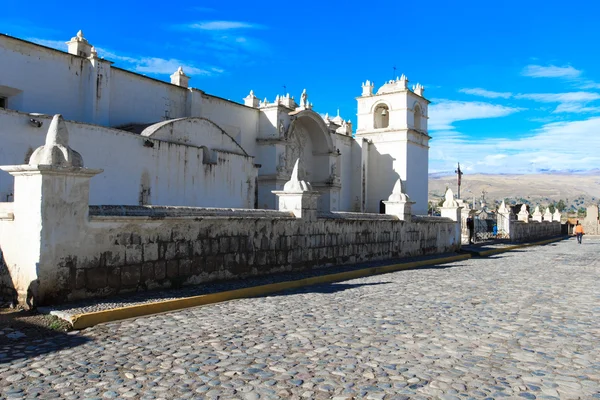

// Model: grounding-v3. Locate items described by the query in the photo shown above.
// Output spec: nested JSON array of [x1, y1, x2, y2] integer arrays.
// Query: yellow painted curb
[[70, 254, 471, 329], [477, 236, 566, 257]]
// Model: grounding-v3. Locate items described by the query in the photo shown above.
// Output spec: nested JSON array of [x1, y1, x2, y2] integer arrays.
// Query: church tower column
[[355, 75, 430, 215]]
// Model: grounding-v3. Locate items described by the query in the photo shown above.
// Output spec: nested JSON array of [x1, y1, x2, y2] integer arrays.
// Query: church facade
[[0, 31, 430, 214]]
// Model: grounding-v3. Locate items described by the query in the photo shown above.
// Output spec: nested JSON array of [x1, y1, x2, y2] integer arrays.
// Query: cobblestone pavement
[[2, 237, 600, 399]]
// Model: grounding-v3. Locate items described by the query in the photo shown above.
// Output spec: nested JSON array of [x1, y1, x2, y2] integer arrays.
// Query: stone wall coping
[[319, 211, 398, 220], [412, 215, 456, 223], [0, 202, 14, 221], [88, 205, 296, 219], [0, 164, 104, 177]]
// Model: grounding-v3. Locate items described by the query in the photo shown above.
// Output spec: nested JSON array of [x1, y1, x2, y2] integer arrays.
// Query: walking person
[[574, 222, 584, 244], [467, 216, 475, 244]]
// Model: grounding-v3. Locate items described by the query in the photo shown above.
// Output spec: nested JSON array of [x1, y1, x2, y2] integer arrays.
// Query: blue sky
[[2, 0, 600, 175]]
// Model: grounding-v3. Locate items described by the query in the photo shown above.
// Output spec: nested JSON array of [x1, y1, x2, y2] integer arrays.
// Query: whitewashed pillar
[[552, 209, 561, 223], [383, 178, 414, 221], [439, 187, 461, 222], [0, 115, 102, 306], [272, 159, 321, 222], [543, 207, 553, 222], [497, 200, 512, 237], [517, 204, 530, 222], [532, 206, 543, 222]]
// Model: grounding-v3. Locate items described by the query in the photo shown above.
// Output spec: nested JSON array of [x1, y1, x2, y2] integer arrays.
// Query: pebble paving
[[2, 237, 600, 399]]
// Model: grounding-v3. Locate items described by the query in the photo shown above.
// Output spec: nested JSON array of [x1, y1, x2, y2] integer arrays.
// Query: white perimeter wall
[[199, 95, 260, 158], [108, 69, 189, 127], [0, 110, 256, 208], [0, 37, 89, 122]]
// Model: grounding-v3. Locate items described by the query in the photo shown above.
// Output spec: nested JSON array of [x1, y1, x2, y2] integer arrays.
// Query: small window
[[0, 97, 6, 109]]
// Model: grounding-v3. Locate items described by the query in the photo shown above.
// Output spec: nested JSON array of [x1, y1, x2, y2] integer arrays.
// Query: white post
[[383, 178, 414, 221], [272, 159, 321, 222], [0, 115, 102, 306]]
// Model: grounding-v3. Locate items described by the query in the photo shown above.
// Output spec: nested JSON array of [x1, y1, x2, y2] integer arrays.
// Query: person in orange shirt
[[574, 222, 584, 244]]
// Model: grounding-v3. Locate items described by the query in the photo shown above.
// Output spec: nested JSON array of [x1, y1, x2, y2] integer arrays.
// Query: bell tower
[[356, 75, 430, 215]]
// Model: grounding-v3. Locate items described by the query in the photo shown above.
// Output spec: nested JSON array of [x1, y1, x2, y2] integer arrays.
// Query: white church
[[0, 31, 430, 215]]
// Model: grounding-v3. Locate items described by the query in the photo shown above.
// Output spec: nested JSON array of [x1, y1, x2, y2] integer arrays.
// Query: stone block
[[125, 245, 143, 264], [191, 256, 204, 275], [230, 237, 240, 252], [220, 237, 230, 253], [192, 240, 204, 256], [86, 267, 107, 290], [143, 243, 159, 262], [107, 267, 121, 289], [155, 260, 166, 280], [166, 260, 179, 278], [179, 259, 192, 277], [74, 269, 86, 290], [277, 251, 287, 265], [205, 255, 217, 273], [105, 250, 124, 267], [116, 233, 131, 246], [131, 233, 142, 245], [202, 239, 212, 254], [257, 251, 268, 266], [121, 265, 141, 287], [141, 262, 155, 282], [211, 239, 220, 254], [260, 236, 270, 251], [165, 243, 178, 260], [178, 242, 190, 258]]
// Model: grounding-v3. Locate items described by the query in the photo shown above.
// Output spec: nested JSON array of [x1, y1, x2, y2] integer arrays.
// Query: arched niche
[[374, 103, 390, 129], [285, 110, 335, 185], [413, 103, 422, 131]]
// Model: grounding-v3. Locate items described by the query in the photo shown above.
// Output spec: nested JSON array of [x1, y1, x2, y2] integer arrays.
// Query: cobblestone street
[[1, 238, 600, 399]]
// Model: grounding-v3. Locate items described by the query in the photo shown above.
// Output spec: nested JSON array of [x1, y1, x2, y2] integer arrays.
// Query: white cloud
[[459, 88, 512, 99], [429, 100, 524, 131], [514, 91, 600, 103], [430, 117, 600, 174], [553, 103, 600, 113], [27, 38, 67, 50], [189, 21, 265, 30], [514, 91, 600, 114], [522, 64, 582, 79]]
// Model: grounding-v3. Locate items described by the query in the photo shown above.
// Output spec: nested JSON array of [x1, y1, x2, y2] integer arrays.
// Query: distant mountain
[[429, 173, 600, 210]]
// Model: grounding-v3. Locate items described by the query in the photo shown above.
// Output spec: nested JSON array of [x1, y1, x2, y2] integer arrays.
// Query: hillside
[[429, 173, 600, 211]]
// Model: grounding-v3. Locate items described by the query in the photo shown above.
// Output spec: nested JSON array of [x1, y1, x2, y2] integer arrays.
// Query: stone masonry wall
[[46, 206, 459, 304], [510, 221, 561, 243]]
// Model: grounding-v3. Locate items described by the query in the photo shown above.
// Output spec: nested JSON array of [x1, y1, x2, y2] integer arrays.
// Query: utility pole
[[455, 163, 463, 199]]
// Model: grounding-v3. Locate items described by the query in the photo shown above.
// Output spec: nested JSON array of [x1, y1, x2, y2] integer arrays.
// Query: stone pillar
[[532, 206, 543, 222], [66, 30, 92, 57], [439, 188, 462, 246], [244, 90, 260, 108], [517, 204, 530, 222], [0, 115, 102, 306], [543, 207, 553, 222], [439, 188, 461, 222], [383, 178, 414, 221], [170, 67, 190, 88], [272, 159, 321, 222], [552, 209, 561, 223], [458, 199, 474, 244], [497, 200, 512, 238]]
